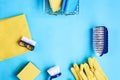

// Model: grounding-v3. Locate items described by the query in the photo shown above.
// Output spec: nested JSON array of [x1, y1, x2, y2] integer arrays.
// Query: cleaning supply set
[[71, 58, 108, 80], [0, 15, 109, 80], [0, 15, 109, 79], [0, 1, 110, 80], [45, 0, 79, 15]]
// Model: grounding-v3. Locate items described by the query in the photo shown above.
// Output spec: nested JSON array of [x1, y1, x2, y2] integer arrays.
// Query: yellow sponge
[[17, 62, 40, 80], [49, 0, 62, 12]]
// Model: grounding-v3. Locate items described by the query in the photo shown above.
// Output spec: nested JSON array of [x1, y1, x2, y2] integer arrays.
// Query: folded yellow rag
[[49, 0, 62, 12], [0, 14, 31, 61]]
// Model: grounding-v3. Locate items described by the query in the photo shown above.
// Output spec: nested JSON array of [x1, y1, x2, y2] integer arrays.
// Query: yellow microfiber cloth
[[0, 14, 31, 61]]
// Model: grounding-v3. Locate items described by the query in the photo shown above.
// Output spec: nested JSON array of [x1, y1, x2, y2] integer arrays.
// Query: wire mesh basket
[[44, 0, 79, 15]]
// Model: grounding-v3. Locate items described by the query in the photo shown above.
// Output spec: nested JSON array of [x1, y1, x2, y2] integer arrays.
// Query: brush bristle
[[47, 66, 60, 76], [93, 26, 108, 56], [21, 36, 36, 46]]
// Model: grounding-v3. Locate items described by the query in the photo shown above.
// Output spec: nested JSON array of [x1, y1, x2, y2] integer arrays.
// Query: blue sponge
[[61, 0, 67, 12], [64, 0, 79, 14]]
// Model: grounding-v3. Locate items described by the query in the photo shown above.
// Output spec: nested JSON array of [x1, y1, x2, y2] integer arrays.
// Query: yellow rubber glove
[[80, 64, 88, 80], [73, 63, 82, 80], [71, 67, 79, 80], [83, 63, 96, 80], [92, 58, 108, 80]]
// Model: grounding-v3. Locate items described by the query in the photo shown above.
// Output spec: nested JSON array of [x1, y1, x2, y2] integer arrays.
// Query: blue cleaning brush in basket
[[93, 26, 108, 56]]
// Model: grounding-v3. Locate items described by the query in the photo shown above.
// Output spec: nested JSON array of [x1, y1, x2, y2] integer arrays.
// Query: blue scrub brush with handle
[[93, 26, 108, 56]]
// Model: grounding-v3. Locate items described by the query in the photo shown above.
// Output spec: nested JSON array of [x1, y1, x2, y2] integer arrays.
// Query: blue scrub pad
[[64, 0, 79, 14], [61, 0, 67, 12]]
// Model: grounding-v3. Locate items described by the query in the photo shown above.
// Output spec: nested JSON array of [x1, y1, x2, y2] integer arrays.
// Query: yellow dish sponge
[[17, 62, 40, 80]]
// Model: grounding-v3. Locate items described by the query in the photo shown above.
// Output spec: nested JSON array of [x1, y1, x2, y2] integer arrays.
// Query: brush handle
[[18, 40, 35, 51], [50, 73, 62, 80]]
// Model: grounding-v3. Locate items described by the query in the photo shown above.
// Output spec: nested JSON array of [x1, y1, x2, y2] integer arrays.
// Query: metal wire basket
[[44, 0, 79, 15]]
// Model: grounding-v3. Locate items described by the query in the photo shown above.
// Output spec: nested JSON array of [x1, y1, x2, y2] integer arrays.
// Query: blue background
[[0, 0, 120, 80]]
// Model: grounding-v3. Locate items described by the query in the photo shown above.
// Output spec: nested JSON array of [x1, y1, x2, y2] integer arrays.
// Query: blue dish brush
[[93, 26, 108, 56]]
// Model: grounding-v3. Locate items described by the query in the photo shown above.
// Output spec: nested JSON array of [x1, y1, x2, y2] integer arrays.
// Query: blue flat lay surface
[[0, 0, 120, 80]]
